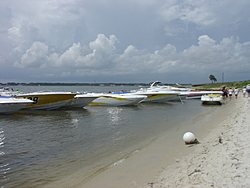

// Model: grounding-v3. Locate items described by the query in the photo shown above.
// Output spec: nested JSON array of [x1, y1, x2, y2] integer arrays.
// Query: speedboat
[[0, 96, 33, 114], [14, 91, 77, 110], [89, 93, 147, 106], [186, 90, 223, 99], [201, 94, 223, 105], [140, 87, 188, 102], [129, 89, 180, 103], [65, 93, 99, 108], [149, 81, 222, 99]]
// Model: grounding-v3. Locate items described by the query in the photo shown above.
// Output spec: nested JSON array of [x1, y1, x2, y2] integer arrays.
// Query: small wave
[[132, 149, 140, 155], [110, 149, 140, 168], [110, 158, 125, 167]]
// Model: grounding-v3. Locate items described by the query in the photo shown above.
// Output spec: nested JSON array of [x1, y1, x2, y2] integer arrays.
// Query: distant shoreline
[[0, 83, 171, 87], [1, 80, 249, 88]]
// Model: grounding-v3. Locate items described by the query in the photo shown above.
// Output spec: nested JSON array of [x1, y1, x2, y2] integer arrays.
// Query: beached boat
[[14, 91, 76, 110], [111, 89, 181, 103], [201, 94, 223, 105], [89, 93, 147, 106], [65, 93, 99, 108], [148, 81, 222, 99], [186, 90, 222, 99], [0, 96, 33, 114], [130, 89, 180, 103], [149, 81, 187, 91]]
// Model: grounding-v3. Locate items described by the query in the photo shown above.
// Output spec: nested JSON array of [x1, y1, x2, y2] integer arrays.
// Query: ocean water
[[0, 86, 222, 188]]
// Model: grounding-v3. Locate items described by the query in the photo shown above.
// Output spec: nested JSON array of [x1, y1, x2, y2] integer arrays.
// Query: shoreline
[[78, 96, 249, 188], [145, 96, 250, 188]]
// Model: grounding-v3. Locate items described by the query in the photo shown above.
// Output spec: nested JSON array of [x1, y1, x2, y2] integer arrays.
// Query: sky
[[0, 0, 250, 84]]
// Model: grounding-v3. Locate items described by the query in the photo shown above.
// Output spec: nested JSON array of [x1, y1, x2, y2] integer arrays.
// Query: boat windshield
[[150, 81, 164, 87]]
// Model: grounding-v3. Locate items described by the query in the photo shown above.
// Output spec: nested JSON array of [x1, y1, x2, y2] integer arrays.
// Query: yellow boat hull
[[16, 92, 76, 110]]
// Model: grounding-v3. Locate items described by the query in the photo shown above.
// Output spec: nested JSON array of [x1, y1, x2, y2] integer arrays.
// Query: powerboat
[[186, 90, 223, 99], [89, 93, 147, 106], [201, 94, 223, 105], [0, 96, 33, 114], [149, 81, 222, 99], [14, 91, 77, 110], [129, 89, 180, 103], [65, 93, 99, 108]]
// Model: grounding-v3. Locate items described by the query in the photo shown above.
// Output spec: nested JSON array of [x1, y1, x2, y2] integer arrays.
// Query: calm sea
[[0, 85, 222, 188]]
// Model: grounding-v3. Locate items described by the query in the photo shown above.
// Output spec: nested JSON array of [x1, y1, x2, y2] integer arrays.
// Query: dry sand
[[79, 95, 250, 188], [146, 96, 250, 188]]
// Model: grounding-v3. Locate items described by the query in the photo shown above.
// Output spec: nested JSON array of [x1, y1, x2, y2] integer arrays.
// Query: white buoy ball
[[183, 132, 196, 144]]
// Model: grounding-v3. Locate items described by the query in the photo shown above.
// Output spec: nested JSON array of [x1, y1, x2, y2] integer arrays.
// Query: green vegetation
[[209, 74, 217, 83], [193, 80, 250, 89]]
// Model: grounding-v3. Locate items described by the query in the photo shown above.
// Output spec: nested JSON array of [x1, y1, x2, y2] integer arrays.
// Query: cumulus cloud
[[8, 32, 250, 82], [159, 0, 250, 38], [182, 35, 250, 73], [50, 34, 118, 69], [1, 0, 250, 83], [12, 33, 119, 70], [14, 42, 48, 68], [159, 1, 216, 36]]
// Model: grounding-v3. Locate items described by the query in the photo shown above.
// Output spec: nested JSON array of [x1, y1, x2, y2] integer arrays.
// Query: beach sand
[[146, 96, 250, 188], [79, 96, 250, 188]]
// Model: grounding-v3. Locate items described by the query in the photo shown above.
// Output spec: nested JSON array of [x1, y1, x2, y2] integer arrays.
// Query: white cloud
[[47, 34, 118, 70], [1, 0, 250, 83], [159, 0, 216, 36], [180, 1, 216, 26], [89, 34, 117, 54], [14, 41, 48, 68], [9, 32, 250, 82], [159, 0, 250, 38], [54, 43, 83, 68], [182, 35, 250, 74]]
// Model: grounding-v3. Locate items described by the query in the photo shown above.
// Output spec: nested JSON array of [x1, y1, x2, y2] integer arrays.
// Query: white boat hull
[[89, 94, 146, 106], [65, 94, 99, 108], [130, 90, 180, 103], [201, 94, 223, 105], [168, 93, 189, 102], [140, 93, 179, 103], [148, 81, 223, 100], [0, 96, 33, 114]]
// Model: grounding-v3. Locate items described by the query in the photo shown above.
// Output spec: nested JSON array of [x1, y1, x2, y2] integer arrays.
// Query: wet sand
[[79, 96, 249, 188]]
